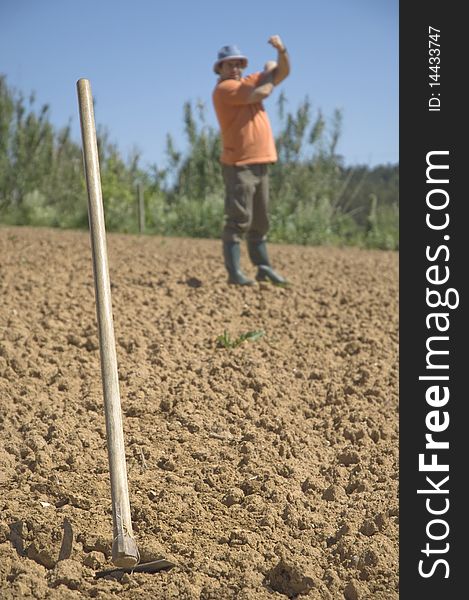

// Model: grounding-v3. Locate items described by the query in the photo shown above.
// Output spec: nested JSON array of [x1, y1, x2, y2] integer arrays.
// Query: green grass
[[216, 329, 265, 349]]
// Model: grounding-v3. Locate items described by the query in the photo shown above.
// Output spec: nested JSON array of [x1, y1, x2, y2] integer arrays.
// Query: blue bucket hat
[[213, 44, 248, 74]]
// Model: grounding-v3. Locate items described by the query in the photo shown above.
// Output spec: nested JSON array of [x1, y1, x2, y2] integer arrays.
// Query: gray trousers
[[221, 164, 270, 243]]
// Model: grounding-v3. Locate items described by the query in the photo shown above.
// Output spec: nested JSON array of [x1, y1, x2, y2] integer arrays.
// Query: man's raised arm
[[247, 35, 290, 103], [268, 35, 290, 85]]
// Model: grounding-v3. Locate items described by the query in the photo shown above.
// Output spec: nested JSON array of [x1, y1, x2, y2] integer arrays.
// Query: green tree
[[0, 74, 398, 249]]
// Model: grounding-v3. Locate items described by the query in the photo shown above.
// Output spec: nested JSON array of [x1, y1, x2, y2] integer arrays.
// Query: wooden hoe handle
[[76, 78, 139, 568]]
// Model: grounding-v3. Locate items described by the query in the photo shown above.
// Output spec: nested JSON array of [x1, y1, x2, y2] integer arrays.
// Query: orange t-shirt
[[212, 72, 278, 166]]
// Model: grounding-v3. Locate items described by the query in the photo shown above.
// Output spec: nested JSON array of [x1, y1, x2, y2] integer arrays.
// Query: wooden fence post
[[137, 183, 145, 233]]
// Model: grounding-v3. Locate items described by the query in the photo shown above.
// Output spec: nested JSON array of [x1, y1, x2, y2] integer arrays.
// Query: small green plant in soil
[[216, 329, 265, 349]]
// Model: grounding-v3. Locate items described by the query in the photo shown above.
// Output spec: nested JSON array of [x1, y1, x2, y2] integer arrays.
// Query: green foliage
[[216, 329, 265, 349], [97, 132, 144, 232], [157, 100, 223, 203], [151, 97, 398, 249], [0, 74, 398, 250], [0, 75, 86, 226]]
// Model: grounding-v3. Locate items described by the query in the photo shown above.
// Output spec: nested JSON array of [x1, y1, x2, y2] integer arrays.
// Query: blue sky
[[0, 0, 398, 170]]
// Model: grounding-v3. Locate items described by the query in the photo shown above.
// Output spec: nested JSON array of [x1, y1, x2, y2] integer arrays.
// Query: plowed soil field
[[0, 226, 398, 599]]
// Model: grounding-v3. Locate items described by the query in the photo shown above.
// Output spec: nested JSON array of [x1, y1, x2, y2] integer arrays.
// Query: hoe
[[77, 79, 175, 577]]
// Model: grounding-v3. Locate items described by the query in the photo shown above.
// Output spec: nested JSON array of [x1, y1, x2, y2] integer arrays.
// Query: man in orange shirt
[[212, 35, 290, 285]]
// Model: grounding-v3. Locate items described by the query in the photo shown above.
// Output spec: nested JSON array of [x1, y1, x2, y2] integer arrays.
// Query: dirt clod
[[266, 558, 317, 597]]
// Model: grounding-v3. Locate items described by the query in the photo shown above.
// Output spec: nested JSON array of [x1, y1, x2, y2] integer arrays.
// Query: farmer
[[212, 35, 290, 285]]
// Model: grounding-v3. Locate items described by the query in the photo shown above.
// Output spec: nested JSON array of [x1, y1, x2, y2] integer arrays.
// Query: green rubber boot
[[247, 240, 287, 285], [223, 241, 255, 285]]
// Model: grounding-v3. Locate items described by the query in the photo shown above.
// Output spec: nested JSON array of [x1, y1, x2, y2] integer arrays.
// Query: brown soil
[[0, 226, 398, 599]]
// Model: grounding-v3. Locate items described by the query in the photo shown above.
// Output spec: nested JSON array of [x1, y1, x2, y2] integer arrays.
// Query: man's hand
[[258, 60, 277, 88], [268, 35, 286, 53], [266, 35, 290, 86], [263, 60, 277, 73]]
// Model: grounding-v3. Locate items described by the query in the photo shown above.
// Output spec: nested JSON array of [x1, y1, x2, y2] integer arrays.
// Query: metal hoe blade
[[95, 559, 176, 579]]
